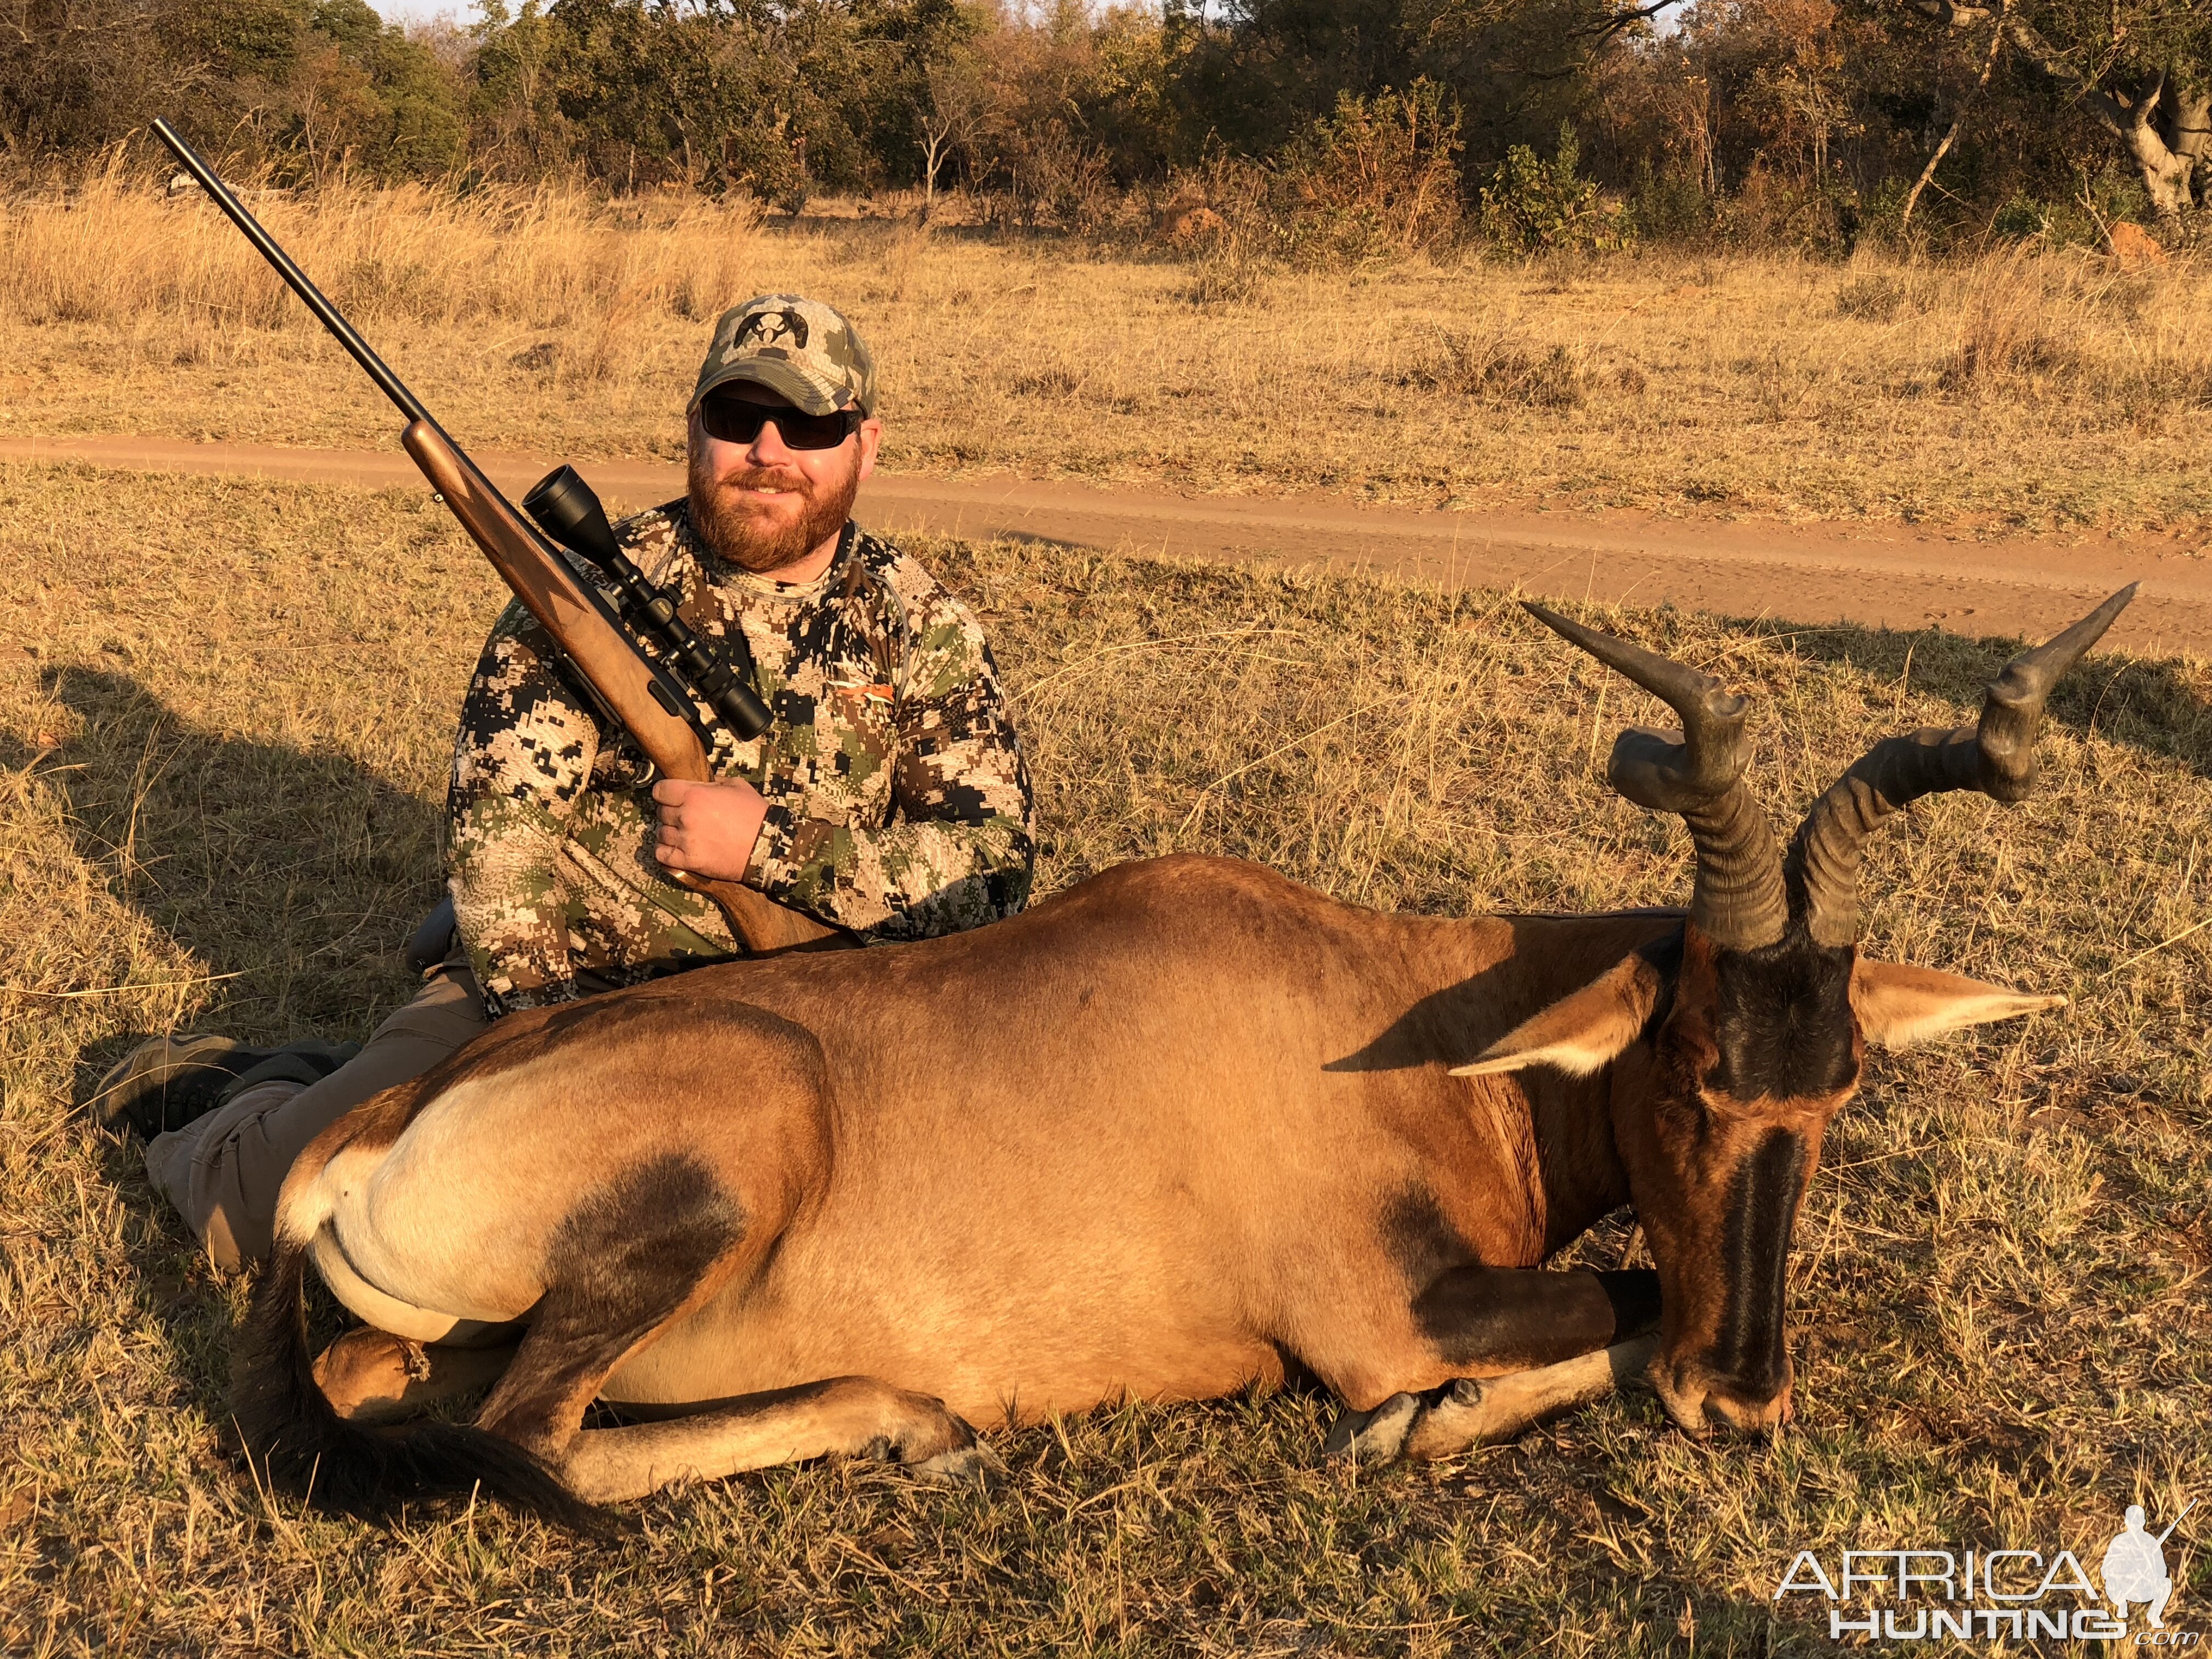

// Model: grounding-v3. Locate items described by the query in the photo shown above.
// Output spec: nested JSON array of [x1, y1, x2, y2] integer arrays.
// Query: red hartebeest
[[236, 589, 2134, 1527]]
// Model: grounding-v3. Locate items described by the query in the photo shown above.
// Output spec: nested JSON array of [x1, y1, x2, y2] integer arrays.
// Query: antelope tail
[[232, 1231, 614, 1534]]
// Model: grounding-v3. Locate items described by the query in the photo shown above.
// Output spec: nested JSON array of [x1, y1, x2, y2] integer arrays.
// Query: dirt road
[[7, 435, 2206, 652]]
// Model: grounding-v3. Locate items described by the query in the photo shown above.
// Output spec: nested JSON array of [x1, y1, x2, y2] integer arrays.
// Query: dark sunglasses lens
[[701, 399, 852, 450], [700, 400, 769, 444], [777, 411, 854, 449]]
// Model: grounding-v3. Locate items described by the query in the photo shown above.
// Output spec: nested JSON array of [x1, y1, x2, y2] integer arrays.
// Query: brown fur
[[257, 854, 2058, 1519]]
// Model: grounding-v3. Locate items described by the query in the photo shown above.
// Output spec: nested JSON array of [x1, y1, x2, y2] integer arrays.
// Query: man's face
[[686, 381, 882, 577]]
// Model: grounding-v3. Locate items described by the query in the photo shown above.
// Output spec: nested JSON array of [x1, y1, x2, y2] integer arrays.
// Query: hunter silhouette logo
[[2103, 1502, 2194, 1629], [1775, 1497, 2196, 1643], [734, 307, 808, 352]]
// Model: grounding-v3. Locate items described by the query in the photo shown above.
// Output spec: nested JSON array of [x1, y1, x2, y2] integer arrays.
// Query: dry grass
[[3, 459, 2210, 1653], [5, 179, 2212, 533]]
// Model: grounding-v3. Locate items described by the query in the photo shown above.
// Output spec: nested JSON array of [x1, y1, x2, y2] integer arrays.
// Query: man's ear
[[1452, 952, 1666, 1077], [1850, 959, 2067, 1050]]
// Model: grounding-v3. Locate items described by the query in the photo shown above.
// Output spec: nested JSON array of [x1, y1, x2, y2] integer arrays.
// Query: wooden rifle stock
[[403, 422, 849, 957]]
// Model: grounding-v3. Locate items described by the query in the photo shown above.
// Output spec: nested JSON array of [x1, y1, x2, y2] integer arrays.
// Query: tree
[[915, 49, 984, 215], [1168, 0, 1677, 170], [1897, 0, 2003, 229], [1898, 0, 2211, 216], [470, 0, 571, 177], [295, 0, 467, 180]]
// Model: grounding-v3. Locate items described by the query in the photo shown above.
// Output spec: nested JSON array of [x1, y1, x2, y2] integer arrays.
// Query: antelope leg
[[1401, 1333, 1659, 1458], [1329, 1335, 1658, 1463], [313, 1326, 520, 1424], [555, 1375, 996, 1505], [1326, 1265, 1659, 1461]]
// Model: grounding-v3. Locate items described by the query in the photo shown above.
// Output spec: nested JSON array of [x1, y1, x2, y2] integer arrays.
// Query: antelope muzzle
[[1650, 1124, 1813, 1435]]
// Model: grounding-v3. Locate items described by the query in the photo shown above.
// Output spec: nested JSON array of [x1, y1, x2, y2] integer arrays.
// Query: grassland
[[4, 179, 2212, 535], [3, 458, 2209, 1654]]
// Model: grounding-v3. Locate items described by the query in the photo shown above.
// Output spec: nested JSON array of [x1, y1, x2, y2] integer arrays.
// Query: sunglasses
[[698, 395, 862, 450]]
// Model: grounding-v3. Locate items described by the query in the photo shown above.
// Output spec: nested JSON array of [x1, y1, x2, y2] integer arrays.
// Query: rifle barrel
[[2154, 1498, 2196, 1546], [150, 118, 436, 432]]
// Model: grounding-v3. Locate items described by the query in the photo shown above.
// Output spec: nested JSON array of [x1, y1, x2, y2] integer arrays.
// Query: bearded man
[[103, 295, 1037, 1271]]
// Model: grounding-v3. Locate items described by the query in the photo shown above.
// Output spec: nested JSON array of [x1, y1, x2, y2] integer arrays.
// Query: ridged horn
[[1788, 585, 2137, 948], [1525, 602, 1787, 951]]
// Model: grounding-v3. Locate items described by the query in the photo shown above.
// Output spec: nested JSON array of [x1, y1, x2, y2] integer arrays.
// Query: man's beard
[[687, 448, 860, 576]]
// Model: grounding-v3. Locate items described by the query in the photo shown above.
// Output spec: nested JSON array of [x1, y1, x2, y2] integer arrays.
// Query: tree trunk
[[1901, 5, 2005, 230], [2166, 81, 2210, 204], [2117, 72, 2198, 217], [2128, 126, 2197, 216], [1908, 5, 2208, 216], [921, 128, 943, 224]]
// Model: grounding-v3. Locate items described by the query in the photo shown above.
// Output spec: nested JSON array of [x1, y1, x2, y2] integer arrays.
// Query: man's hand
[[652, 778, 770, 882]]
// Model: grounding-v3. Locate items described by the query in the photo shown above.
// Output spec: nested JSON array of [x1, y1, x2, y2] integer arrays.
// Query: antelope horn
[[1790, 585, 2137, 948], [1525, 602, 1788, 951]]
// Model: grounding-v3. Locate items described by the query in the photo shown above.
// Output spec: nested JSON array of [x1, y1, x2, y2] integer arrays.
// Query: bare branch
[[1565, 0, 1679, 44], [1900, 0, 2007, 229]]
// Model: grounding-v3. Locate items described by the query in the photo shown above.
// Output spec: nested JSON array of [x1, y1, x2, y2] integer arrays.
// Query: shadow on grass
[[1, 667, 441, 1401], [1763, 614, 2212, 780], [2, 664, 443, 1105]]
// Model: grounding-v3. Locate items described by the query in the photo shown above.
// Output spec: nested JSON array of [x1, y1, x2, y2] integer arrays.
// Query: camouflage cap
[[692, 295, 878, 417]]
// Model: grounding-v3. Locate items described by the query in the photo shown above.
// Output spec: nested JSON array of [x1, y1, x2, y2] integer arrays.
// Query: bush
[[1991, 195, 2049, 241], [1709, 163, 1858, 257], [1402, 330, 1584, 408], [1268, 81, 1465, 267], [1477, 123, 1629, 256], [1626, 159, 1707, 244], [1144, 85, 1462, 273]]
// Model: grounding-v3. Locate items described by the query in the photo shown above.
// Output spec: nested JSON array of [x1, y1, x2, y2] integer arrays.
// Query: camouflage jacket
[[447, 504, 1034, 1014]]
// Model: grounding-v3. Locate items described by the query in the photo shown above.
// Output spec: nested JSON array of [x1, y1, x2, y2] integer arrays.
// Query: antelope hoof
[[892, 1407, 1001, 1486], [1402, 1378, 1514, 1460], [910, 1436, 1003, 1487], [1323, 1391, 1420, 1463]]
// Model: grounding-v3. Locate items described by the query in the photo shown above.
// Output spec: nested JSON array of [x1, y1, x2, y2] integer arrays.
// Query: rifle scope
[[524, 466, 774, 742]]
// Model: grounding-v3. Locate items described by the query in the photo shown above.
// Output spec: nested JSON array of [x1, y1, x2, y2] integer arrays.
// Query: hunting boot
[[96, 1034, 362, 1139]]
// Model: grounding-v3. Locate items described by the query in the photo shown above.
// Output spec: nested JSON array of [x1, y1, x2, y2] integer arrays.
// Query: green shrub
[[1991, 195, 2049, 241], [1477, 123, 1630, 255], [1626, 159, 1706, 243]]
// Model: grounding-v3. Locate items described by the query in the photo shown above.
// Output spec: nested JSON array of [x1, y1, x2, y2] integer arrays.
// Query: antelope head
[[1457, 588, 2135, 1436]]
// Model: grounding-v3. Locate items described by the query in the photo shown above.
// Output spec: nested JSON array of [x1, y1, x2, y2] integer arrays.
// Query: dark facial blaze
[[1710, 937, 1857, 1402], [1643, 930, 1863, 1430], [1706, 935, 1860, 1101], [1711, 1126, 1809, 1401]]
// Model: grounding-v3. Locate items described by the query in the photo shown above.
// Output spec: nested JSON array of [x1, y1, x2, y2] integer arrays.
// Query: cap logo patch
[[734, 308, 808, 352]]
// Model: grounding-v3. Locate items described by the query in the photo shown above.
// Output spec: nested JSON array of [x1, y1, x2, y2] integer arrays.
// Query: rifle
[[2154, 1500, 2196, 1547], [151, 118, 847, 957]]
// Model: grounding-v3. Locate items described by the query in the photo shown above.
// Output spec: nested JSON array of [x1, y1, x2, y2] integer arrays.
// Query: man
[[101, 294, 1035, 1272], [2101, 1505, 2177, 1628]]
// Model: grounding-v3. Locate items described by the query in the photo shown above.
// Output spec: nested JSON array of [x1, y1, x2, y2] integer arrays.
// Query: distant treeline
[[7, 0, 2207, 250]]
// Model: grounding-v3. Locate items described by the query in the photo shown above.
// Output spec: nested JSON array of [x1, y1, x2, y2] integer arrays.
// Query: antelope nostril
[[1704, 1388, 1787, 1434], [1653, 1370, 1713, 1439]]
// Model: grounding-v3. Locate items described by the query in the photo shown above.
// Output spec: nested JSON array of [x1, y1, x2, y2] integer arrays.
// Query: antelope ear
[[1850, 959, 2067, 1050], [1452, 952, 1666, 1077]]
